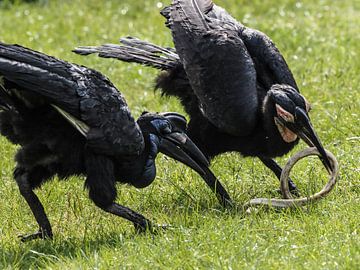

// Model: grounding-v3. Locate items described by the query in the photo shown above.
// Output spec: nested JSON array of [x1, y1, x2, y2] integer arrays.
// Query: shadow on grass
[[0, 189, 312, 269], [0, 230, 143, 268], [0, 202, 245, 268]]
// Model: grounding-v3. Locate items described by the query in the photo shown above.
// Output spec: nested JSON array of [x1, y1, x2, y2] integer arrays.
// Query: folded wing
[[168, 0, 259, 136], [0, 43, 144, 156]]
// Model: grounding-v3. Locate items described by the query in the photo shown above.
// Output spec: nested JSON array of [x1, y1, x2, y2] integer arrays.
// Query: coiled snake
[[245, 147, 339, 209]]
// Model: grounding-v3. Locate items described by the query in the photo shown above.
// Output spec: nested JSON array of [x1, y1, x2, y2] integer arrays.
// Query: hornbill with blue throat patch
[[0, 42, 214, 241], [74, 0, 333, 202]]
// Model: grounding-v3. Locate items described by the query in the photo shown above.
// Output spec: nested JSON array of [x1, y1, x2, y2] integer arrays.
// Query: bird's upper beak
[[158, 131, 210, 176], [285, 107, 333, 172]]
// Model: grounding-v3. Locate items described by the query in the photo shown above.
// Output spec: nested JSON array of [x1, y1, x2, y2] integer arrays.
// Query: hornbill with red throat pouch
[[0, 42, 217, 241], [74, 0, 333, 202]]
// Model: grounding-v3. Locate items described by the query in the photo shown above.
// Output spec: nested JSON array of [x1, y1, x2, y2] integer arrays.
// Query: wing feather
[[169, 0, 259, 136], [205, 4, 299, 91], [0, 43, 144, 156]]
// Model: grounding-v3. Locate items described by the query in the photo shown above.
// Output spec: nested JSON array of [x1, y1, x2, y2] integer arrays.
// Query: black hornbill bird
[[0, 42, 213, 241], [74, 0, 332, 201]]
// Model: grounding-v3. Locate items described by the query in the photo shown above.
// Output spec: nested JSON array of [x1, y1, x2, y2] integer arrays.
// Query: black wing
[[0, 43, 144, 156], [163, 0, 298, 92], [168, 0, 259, 136], [204, 1, 299, 91], [239, 27, 299, 91]]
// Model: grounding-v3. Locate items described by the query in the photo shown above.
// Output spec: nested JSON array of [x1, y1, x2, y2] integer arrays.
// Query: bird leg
[[258, 157, 299, 194], [102, 203, 154, 233], [85, 152, 163, 233], [14, 168, 53, 242]]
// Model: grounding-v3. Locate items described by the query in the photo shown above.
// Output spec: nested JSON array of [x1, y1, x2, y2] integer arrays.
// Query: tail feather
[[73, 37, 179, 70], [74, 37, 198, 116], [119, 37, 178, 58]]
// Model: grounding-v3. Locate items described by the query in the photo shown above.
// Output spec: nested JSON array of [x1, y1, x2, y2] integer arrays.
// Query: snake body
[[245, 147, 339, 209]]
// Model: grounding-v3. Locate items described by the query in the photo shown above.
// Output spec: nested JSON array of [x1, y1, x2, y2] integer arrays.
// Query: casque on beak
[[285, 107, 333, 172], [158, 131, 210, 176]]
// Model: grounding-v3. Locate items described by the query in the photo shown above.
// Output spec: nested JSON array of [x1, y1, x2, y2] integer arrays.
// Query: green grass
[[0, 0, 359, 269]]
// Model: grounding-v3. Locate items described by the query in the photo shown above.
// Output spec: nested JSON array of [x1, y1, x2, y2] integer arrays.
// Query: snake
[[245, 147, 339, 209]]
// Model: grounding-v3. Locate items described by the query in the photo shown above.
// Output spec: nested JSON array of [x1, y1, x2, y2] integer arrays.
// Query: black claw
[[133, 220, 152, 233], [18, 229, 53, 242], [221, 197, 234, 209], [133, 221, 170, 234], [288, 179, 299, 193], [154, 224, 172, 231]]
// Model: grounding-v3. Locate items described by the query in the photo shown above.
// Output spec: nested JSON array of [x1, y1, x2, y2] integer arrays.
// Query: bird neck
[[137, 134, 160, 187], [114, 133, 159, 189]]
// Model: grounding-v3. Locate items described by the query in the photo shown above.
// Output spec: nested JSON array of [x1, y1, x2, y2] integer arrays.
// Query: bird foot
[[134, 222, 171, 234], [221, 198, 234, 209], [153, 223, 172, 232], [18, 229, 53, 242], [288, 179, 300, 196], [276, 179, 300, 197]]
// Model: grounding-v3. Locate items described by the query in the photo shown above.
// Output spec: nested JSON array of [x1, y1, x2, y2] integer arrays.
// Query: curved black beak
[[158, 131, 209, 176], [286, 107, 333, 172], [159, 131, 232, 207]]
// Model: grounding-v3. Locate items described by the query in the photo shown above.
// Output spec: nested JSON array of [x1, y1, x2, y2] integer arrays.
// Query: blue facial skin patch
[[137, 134, 160, 187], [150, 119, 171, 135], [137, 119, 171, 188]]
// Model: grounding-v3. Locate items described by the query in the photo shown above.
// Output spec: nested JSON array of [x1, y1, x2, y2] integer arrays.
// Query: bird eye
[[150, 119, 172, 134], [161, 122, 172, 134]]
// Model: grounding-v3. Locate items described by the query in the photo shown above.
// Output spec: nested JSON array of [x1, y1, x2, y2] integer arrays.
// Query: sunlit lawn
[[0, 0, 359, 269]]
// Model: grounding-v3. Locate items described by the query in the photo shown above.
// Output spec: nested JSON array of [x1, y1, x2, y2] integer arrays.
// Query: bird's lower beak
[[287, 107, 333, 172], [158, 132, 210, 176]]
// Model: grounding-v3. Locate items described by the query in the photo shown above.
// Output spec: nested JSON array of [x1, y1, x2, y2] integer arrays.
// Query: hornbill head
[[137, 111, 209, 175], [268, 84, 332, 171]]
